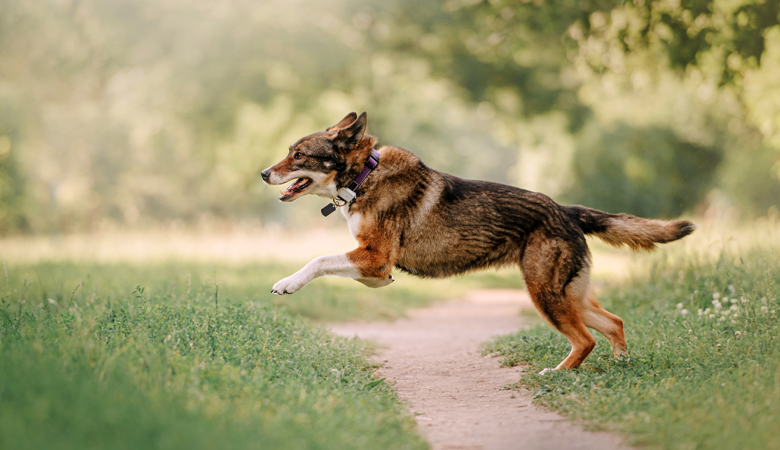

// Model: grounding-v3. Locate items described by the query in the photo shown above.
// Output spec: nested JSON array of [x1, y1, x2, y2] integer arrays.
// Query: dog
[[261, 111, 695, 371]]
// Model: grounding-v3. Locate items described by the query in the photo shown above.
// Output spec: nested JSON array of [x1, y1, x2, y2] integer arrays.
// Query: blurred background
[[1, 0, 779, 239]]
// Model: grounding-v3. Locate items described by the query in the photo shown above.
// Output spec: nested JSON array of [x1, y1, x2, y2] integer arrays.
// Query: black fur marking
[[564, 205, 612, 234], [535, 290, 562, 329], [672, 221, 696, 241]]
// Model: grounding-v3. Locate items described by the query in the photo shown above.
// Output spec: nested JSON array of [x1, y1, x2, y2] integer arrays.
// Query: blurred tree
[[365, 0, 621, 130], [0, 0, 778, 234], [0, 99, 27, 233], [565, 123, 722, 218], [434, 0, 780, 216], [567, 0, 780, 83], [717, 141, 780, 218]]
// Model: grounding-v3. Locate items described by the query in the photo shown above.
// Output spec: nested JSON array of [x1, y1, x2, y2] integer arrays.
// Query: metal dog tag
[[321, 203, 337, 217]]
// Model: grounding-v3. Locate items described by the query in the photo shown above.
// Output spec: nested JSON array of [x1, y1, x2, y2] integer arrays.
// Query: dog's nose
[[260, 169, 271, 183]]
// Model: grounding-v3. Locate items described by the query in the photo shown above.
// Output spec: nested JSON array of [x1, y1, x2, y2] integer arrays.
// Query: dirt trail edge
[[328, 289, 630, 450]]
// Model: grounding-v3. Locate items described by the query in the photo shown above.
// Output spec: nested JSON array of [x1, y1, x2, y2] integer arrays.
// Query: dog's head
[[261, 111, 376, 202]]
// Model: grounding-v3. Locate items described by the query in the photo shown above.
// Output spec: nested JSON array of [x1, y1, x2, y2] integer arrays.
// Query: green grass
[[0, 260, 523, 450], [0, 261, 435, 450], [483, 248, 780, 450], [5, 261, 523, 322]]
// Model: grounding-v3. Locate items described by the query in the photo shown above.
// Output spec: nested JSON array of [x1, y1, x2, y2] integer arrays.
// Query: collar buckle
[[336, 187, 356, 203], [320, 149, 380, 217]]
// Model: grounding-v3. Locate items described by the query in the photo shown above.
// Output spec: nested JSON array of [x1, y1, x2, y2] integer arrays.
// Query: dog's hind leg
[[521, 232, 598, 372], [554, 319, 596, 370], [529, 289, 596, 373], [581, 294, 627, 359]]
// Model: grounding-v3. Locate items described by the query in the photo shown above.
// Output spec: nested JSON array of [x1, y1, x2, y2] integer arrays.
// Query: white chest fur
[[341, 207, 363, 239]]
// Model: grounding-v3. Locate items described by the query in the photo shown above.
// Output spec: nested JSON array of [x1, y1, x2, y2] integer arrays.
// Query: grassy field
[[0, 257, 522, 450], [5, 221, 775, 449], [484, 222, 780, 450]]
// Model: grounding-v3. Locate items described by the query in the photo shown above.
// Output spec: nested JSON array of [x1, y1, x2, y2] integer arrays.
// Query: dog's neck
[[321, 144, 379, 217], [336, 140, 377, 191]]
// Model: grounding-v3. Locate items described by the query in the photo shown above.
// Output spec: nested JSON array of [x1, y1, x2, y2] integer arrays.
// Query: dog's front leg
[[271, 248, 394, 295]]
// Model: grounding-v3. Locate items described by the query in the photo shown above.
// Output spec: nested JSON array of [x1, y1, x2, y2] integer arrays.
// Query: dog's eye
[[294, 152, 303, 160]]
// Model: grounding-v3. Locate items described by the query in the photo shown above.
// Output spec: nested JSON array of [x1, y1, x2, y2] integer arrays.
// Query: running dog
[[260, 112, 695, 371]]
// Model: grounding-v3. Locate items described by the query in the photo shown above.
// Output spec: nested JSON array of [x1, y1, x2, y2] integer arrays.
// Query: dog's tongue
[[284, 178, 306, 194], [279, 178, 308, 201]]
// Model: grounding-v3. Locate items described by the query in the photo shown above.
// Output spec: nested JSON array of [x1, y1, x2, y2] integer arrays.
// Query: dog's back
[[346, 146, 585, 279]]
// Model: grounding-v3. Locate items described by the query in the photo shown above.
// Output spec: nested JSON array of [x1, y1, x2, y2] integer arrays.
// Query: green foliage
[[717, 142, 780, 217], [484, 246, 780, 449], [0, 99, 26, 233], [4, 261, 520, 323], [572, 0, 780, 83], [565, 123, 722, 217], [0, 262, 429, 450], [1, 0, 779, 233]]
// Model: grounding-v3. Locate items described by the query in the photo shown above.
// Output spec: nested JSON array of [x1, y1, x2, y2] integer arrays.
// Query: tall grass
[[484, 243, 780, 449], [0, 257, 525, 450], [0, 262, 430, 450]]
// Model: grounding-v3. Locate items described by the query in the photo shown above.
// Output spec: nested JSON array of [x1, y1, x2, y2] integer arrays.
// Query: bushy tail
[[565, 205, 696, 251]]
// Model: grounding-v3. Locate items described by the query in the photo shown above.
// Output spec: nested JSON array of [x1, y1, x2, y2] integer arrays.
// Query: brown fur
[[262, 112, 696, 370]]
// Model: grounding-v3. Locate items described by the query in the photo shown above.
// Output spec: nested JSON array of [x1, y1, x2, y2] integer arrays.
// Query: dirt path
[[328, 289, 630, 450]]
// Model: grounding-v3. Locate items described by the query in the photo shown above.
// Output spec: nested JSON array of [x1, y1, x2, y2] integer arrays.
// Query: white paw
[[539, 368, 555, 375], [271, 273, 308, 295]]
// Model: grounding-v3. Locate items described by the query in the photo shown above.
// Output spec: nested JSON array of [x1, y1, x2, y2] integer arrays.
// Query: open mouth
[[279, 177, 313, 202]]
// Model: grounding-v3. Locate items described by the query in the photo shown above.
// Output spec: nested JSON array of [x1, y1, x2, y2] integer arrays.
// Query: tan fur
[[595, 215, 692, 251]]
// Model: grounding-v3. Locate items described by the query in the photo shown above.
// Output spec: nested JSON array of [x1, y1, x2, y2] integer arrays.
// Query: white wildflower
[[728, 284, 735, 294], [697, 309, 703, 316], [676, 303, 684, 310], [722, 310, 730, 316], [730, 305, 739, 311], [735, 331, 742, 337], [718, 316, 726, 322], [761, 297, 767, 304], [704, 308, 711, 314], [681, 309, 689, 316], [761, 306, 768, 313], [741, 297, 748, 303], [731, 319, 737, 324], [709, 314, 716, 319], [730, 298, 738, 304], [713, 292, 721, 300]]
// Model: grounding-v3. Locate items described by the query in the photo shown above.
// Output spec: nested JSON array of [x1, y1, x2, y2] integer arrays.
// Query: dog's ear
[[326, 112, 358, 132], [333, 111, 367, 152]]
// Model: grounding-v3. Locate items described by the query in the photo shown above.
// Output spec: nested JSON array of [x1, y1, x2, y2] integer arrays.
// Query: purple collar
[[321, 149, 380, 217]]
